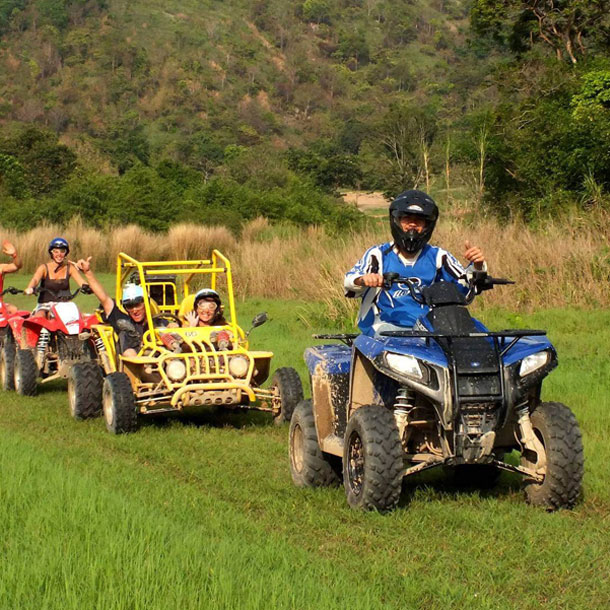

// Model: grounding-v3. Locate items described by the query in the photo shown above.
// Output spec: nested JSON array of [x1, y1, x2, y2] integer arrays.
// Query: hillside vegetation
[[1, 1, 610, 229]]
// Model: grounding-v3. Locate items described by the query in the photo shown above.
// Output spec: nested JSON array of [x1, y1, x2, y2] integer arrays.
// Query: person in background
[[75, 255, 170, 357], [0, 240, 23, 316], [183, 289, 228, 328], [24, 238, 87, 314]]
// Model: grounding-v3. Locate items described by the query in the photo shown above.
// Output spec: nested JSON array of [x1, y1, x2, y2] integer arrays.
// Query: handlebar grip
[[1, 287, 22, 296]]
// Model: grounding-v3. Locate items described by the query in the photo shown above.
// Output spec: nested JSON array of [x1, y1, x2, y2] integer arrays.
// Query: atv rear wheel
[[14, 349, 37, 396], [521, 401, 583, 510], [289, 400, 340, 488], [271, 367, 303, 425], [0, 336, 16, 391], [103, 372, 138, 434], [343, 405, 404, 511], [68, 362, 103, 420]]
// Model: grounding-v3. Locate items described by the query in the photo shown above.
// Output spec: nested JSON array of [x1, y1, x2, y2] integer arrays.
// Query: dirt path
[[342, 191, 388, 210]]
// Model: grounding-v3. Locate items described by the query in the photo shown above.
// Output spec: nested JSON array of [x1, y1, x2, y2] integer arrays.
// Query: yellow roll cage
[[93, 251, 276, 413], [116, 250, 240, 341]]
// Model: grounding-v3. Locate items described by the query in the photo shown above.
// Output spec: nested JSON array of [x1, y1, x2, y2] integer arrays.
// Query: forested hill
[[1, 1, 610, 231], [0, 0, 473, 158]]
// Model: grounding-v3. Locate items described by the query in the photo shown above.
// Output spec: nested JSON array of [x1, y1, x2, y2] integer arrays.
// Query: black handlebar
[[1, 287, 23, 296], [382, 273, 425, 303], [382, 271, 514, 306], [18, 284, 92, 301]]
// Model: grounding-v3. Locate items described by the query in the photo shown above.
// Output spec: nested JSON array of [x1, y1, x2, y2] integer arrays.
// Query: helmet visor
[[123, 297, 144, 310]]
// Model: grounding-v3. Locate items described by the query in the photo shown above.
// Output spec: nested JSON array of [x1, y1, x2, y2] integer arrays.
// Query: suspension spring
[[394, 387, 414, 410], [37, 328, 51, 354], [393, 388, 416, 444], [94, 335, 106, 353]]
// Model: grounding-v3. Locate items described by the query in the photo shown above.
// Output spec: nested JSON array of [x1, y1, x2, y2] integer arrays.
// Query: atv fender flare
[[348, 348, 382, 417]]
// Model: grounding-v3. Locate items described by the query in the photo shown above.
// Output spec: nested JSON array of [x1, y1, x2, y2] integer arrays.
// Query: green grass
[[1, 284, 609, 608]]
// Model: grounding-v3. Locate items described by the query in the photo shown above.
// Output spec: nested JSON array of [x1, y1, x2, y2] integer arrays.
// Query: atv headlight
[[519, 351, 549, 377], [228, 355, 249, 378], [165, 359, 187, 382], [385, 353, 423, 380]]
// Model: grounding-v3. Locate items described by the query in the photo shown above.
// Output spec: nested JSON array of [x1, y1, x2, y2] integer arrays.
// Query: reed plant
[[2, 214, 609, 315]]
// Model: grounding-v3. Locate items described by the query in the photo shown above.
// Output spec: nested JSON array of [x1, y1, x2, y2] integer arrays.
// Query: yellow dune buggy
[[68, 251, 303, 434]]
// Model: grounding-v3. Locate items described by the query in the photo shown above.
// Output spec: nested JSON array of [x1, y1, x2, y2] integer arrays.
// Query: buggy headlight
[[165, 359, 187, 382], [385, 353, 423, 380], [228, 356, 249, 378], [519, 351, 549, 377]]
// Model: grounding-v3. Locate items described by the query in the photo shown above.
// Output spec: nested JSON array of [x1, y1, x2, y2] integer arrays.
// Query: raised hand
[[2, 240, 16, 257], [464, 240, 485, 269], [184, 310, 199, 327], [73, 257, 92, 273]]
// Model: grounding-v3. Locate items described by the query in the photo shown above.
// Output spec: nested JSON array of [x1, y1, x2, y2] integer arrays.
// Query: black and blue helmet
[[48, 237, 70, 255], [389, 190, 438, 254]]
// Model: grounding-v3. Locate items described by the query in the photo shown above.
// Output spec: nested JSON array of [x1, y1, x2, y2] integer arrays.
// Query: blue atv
[[289, 271, 584, 511]]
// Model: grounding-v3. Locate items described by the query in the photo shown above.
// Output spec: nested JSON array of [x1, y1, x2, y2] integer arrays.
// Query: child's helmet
[[389, 190, 439, 254], [48, 237, 70, 254], [194, 288, 222, 309], [194, 289, 223, 322]]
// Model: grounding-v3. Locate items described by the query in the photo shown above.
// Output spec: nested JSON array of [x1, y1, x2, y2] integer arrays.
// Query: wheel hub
[[68, 380, 76, 416], [347, 432, 365, 495], [103, 388, 114, 427], [291, 424, 304, 473]]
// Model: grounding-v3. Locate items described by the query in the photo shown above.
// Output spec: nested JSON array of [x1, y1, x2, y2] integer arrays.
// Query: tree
[[371, 102, 438, 195], [0, 125, 77, 195], [100, 115, 150, 174], [471, 0, 610, 63], [302, 0, 331, 24]]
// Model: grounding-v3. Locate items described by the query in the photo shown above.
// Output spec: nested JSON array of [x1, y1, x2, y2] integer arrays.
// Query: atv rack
[[313, 333, 359, 346], [380, 329, 547, 356]]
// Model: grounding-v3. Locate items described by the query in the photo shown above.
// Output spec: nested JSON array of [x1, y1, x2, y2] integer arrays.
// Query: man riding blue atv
[[288, 191, 583, 511]]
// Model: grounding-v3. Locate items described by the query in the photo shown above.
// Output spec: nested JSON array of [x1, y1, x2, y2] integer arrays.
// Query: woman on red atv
[[24, 238, 87, 314], [0, 240, 23, 316]]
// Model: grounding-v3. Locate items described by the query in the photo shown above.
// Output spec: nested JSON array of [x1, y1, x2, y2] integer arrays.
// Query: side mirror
[[247, 312, 268, 336], [251, 312, 268, 328]]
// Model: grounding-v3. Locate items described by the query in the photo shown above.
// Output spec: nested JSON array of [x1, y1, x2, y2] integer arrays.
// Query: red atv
[[4, 286, 102, 399], [0, 287, 31, 391]]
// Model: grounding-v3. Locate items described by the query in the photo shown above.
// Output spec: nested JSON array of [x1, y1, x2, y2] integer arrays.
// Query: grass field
[[1, 276, 609, 609]]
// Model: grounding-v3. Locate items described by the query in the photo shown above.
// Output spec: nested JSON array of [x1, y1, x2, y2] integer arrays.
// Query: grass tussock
[[2, 215, 609, 316]]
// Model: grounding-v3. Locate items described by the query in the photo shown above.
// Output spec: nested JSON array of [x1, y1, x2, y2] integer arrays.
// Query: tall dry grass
[[2, 216, 609, 318]]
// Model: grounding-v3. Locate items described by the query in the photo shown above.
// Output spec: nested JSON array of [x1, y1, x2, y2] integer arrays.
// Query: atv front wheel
[[103, 372, 138, 434], [289, 400, 340, 488], [271, 367, 303, 424], [14, 349, 37, 396], [343, 405, 404, 511], [68, 362, 103, 420], [0, 336, 16, 391], [521, 401, 584, 510]]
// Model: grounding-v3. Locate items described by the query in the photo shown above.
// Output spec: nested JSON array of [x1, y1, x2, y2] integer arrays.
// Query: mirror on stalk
[[247, 312, 268, 336], [251, 312, 268, 328]]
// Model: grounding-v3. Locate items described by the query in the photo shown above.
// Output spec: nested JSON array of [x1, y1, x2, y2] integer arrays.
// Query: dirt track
[[342, 191, 388, 210]]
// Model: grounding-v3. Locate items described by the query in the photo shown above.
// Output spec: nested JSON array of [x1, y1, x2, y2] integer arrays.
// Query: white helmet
[[121, 283, 145, 308]]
